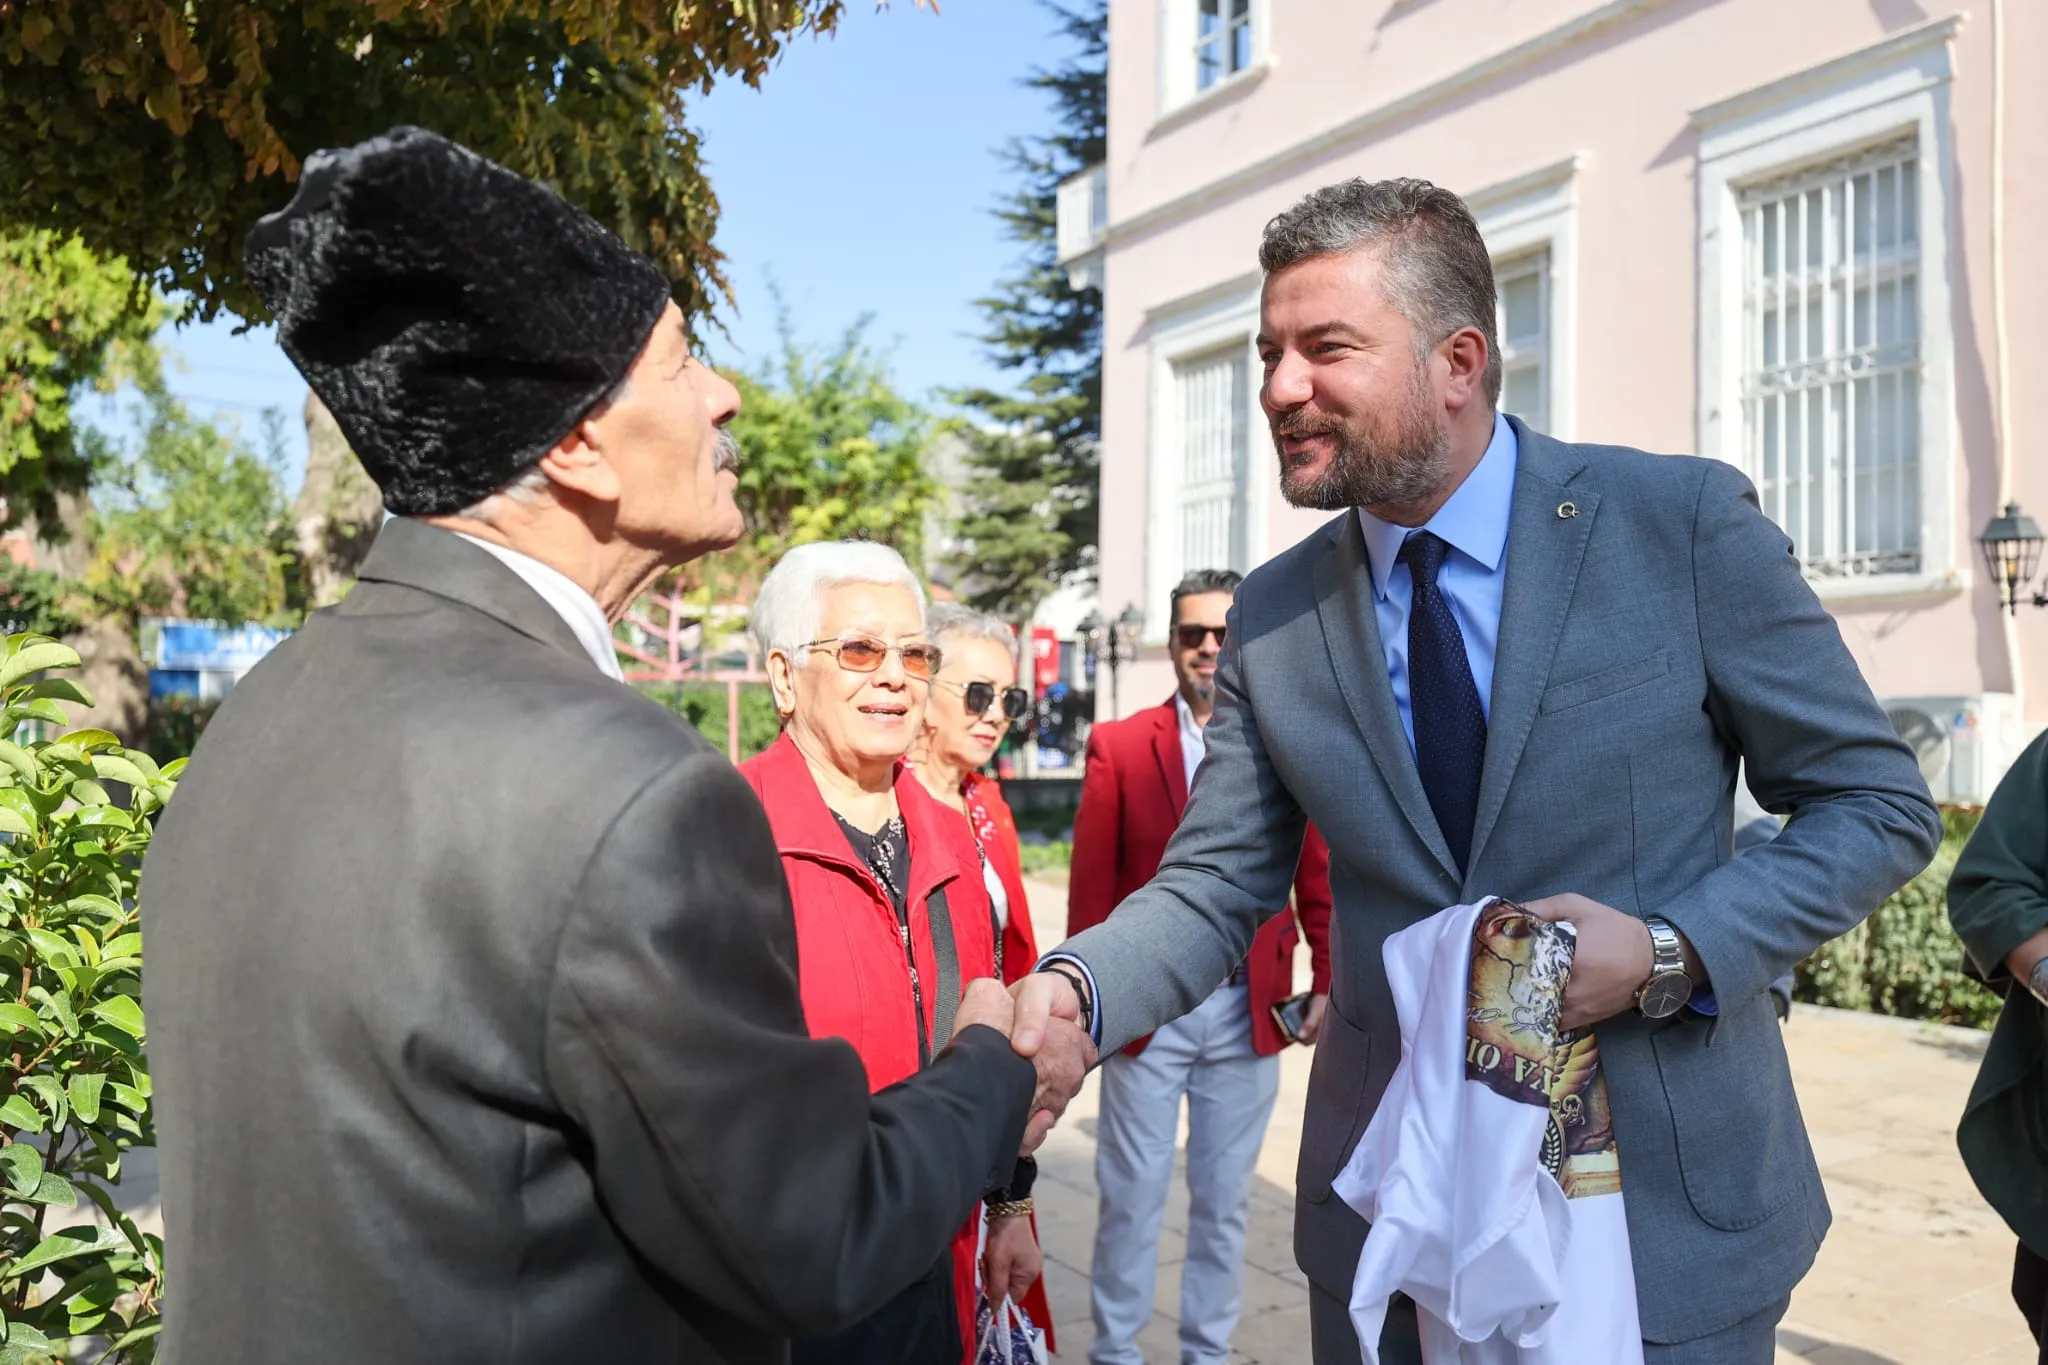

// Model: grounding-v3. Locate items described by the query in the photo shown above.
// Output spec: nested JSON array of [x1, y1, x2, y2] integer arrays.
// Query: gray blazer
[[142, 519, 1033, 1364], [1057, 418, 1940, 1344]]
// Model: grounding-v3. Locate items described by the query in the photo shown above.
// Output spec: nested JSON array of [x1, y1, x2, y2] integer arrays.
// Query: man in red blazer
[[1068, 568, 1333, 1365]]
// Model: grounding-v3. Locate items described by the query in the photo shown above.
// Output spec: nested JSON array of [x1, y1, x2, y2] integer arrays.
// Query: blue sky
[[107, 1, 1074, 491]]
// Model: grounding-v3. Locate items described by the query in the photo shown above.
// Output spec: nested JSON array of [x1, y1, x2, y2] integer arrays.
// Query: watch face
[[1638, 971, 1694, 1020]]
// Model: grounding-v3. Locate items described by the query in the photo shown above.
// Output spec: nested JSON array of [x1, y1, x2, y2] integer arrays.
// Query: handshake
[[957, 971, 1099, 1155]]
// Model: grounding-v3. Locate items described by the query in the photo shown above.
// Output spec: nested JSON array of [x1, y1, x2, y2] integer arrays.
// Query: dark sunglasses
[[800, 635, 942, 680], [940, 680, 1031, 720], [1175, 624, 1227, 650]]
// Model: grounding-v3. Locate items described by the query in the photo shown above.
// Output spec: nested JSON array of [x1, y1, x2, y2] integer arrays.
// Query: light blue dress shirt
[[1355, 411, 1517, 756]]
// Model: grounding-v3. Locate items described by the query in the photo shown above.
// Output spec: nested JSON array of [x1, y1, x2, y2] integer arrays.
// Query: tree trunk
[[64, 611, 147, 744], [292, 392, 384, 608]]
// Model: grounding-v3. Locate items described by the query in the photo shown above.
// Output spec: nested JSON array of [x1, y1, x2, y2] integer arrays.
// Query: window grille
[[1175, 350, 1250, 575], [1741, 137, 1921, 576], [1196, 0, 1253, 92]]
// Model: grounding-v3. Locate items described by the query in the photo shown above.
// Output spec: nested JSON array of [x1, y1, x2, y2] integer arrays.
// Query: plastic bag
[[974, 1292, 1049, 1365]]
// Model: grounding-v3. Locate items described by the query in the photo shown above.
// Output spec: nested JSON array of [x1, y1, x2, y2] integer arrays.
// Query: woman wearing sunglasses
[[909, 603, 1058, 1354], [738, 542, 1031, 1365]]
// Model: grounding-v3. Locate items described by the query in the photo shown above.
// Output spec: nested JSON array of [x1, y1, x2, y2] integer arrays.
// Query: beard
[[1273, 360, 1451, 512]]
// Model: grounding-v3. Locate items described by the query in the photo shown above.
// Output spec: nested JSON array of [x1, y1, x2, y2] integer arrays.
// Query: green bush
[[139, 695, 219, 767], [0, 635, 175, 1360], [638, 683, 782, 762], [1017, 841, 1072, 877], [1794, 807, 2001, 1029]]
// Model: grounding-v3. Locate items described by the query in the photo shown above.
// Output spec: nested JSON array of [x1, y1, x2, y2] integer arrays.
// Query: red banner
[[1031, 627, 1060, 694]]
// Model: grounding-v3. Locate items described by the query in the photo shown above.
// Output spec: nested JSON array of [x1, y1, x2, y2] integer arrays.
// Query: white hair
[[924, 602, 1016, 655], [751, 540, 928, 658], [456, 375, 633, 520]]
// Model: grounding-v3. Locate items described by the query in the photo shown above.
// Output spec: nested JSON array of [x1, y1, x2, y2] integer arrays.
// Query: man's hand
[[1297, 993, 1329, 1045], [957, 977, 1018, 1039], [981, 1208, 1043, 1304], [1020, 1017, 1096, 1154], [1010, 968, 1086, 1057], [1522, 894, 1654, 1032], [2006, 928, 2048, 1004]]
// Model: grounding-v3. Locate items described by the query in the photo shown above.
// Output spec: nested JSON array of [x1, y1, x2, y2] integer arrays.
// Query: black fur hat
[[245, 126, 673, 516]]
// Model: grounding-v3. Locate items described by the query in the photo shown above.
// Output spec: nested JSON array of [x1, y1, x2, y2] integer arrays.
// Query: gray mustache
[[714, 428, 741, 472]]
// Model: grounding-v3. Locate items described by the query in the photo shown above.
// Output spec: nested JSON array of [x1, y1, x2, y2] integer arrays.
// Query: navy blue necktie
[[1399, 531, 1487, 872]]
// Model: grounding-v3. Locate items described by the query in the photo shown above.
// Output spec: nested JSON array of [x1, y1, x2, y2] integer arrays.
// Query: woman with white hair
[[736, 541, 1038, 1365], [908, 602, 1058, 1348]]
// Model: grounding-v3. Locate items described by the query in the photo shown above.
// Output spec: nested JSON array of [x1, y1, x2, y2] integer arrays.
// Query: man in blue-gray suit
[[1016, 178, 1940, 1363]]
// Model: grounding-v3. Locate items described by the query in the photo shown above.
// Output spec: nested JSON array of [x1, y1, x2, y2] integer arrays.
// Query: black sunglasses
[[939, 679, 1032, 720], [1175, 624, 1227, 650]]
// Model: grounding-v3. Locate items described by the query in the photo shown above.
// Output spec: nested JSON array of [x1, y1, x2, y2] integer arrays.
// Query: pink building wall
[[1093, 0, 2047, 777]]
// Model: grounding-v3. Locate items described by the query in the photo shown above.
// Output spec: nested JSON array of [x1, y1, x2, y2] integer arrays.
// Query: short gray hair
[[925, 603, 1016, 658], [751, 540, 927, 658], [456, 375, 634, 520], [1258, 177, 1502, 404]]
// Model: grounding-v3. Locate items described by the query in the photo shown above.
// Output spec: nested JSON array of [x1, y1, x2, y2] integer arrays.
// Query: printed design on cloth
[[1464, 900, 1621, 1200]]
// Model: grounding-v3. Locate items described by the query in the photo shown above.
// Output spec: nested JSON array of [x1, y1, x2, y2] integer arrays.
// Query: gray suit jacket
[[1058, 419, 1940, 1343], [143, 519, 1033, 1363]]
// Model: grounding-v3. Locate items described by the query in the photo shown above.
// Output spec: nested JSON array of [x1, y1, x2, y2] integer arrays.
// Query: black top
[[834, 812, 910, 916]]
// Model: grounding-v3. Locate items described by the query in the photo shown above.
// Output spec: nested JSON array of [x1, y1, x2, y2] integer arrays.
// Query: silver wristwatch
[[1634, 916, 1694, 1019]]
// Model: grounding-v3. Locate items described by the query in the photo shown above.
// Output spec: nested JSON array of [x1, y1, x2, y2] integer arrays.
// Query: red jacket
[[738, 733, 996, 1356], [1067, 697, 1333, 1057], [961, 772, 1042, 984]]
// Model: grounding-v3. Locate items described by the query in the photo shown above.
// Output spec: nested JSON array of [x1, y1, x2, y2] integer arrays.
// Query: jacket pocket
[[1298, 1003, 1377, 1205], [1539, 650, 1671, 715], [1651, 1002, 1806, 1230]]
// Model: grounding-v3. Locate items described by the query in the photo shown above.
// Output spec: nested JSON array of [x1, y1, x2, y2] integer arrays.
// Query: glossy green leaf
[[0, 1096, 44, 1135], [0, 1005, 41, 1036], [0, 1144, 44, 1197], [87, 994, 142, 1038], [26, 929, 74, 965], [23, 678, 91, 708], [0, 641, 81, 691], [100, 933, 141, 961], [4, 1225, 114, 1279], [30, 986, 78, 1037], [26, 1172, 74, 1208], [66, 780, 112, 808], [90, 753, 153, 789], [57, 728, 119, 753], [7, 698, 70, 728], [66, 1074, 103, 1125], [0, 744, 34, 784], [21, 1076, 66, 1129], [0, 808, 31, 840]]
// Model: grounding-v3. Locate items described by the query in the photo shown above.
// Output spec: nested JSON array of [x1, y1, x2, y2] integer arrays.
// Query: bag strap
[[928, 884, 960, 1053]]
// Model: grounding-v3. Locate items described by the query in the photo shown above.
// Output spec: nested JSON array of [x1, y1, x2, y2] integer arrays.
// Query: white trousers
[[1088, 983, 1282, 1365]]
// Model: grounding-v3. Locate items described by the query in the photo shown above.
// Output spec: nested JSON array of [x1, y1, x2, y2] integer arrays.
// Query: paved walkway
[[1020, 875, 2037, 1365]]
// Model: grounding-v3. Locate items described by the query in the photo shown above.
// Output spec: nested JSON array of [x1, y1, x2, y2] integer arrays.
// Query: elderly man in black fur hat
[[139, 127, 1093, 1365]]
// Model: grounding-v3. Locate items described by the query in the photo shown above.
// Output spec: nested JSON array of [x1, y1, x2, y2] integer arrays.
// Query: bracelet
[[986, 1199, 1033, 1220], [1037, 963, 1094, 1034], [2026, 956, 2048, 1009]]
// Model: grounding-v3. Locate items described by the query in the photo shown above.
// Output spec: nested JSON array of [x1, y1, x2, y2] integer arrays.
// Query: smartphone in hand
[[1270, 992, 1311, 1045]]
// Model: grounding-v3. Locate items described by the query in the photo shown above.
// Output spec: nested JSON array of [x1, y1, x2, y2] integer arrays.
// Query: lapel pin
[[1556, 501, 1579, 519]]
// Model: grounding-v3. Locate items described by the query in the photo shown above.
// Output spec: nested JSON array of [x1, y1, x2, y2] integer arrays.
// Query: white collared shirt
[[452, 533, 624, 683], [1174, 693, 1206, 789]]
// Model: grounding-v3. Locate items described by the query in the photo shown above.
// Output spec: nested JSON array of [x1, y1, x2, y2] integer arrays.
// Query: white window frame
[[1466, 154, 1583, 441], [1694, 15, 1962, 603], [1143, 273, 1266, 645], [1156, 0, 1270, 120]]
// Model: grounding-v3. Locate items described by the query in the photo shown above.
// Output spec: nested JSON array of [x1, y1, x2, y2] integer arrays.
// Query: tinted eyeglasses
[[1175, 624, 1227, 651], [801, 636, 942, 680], [937, 679, 1032, 720]]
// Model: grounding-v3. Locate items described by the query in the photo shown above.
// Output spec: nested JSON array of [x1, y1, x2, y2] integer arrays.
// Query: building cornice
[[1106, 0, 1681, 247], [1689, 12, 1965, 131]]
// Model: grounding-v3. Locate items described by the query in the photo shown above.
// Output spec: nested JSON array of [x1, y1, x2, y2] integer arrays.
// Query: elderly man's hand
[[956, 977, 1017, 1038], [1020, 1017, 1095, 1155]]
